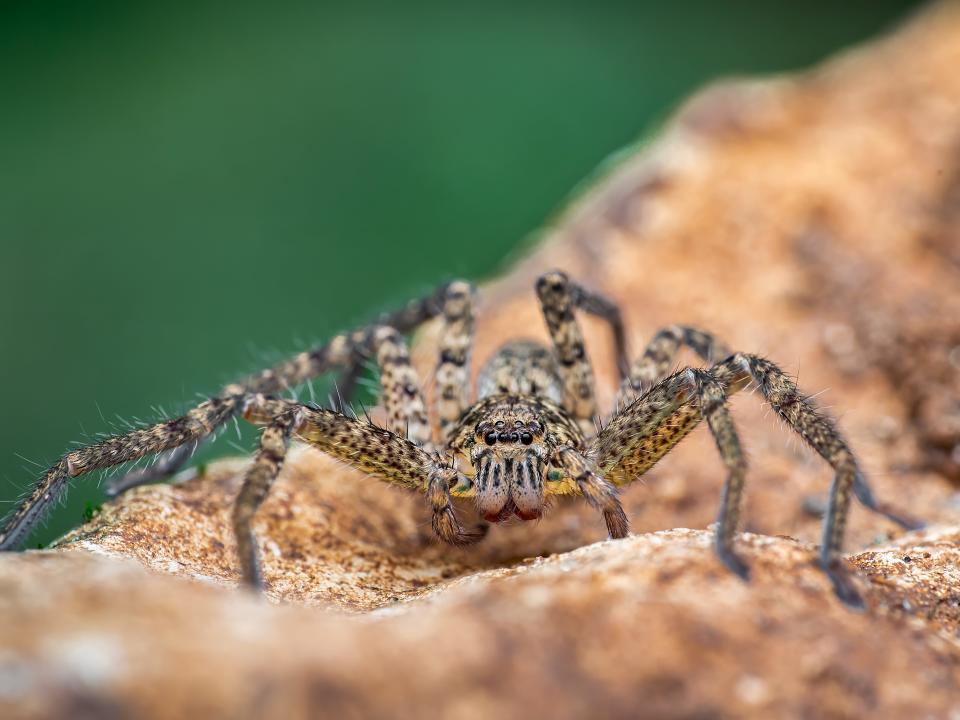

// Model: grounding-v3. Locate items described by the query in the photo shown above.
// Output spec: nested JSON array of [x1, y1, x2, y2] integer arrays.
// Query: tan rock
[[4, 3, 960, 717]]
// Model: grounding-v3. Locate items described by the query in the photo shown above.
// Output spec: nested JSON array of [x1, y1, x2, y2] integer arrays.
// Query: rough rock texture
[[4, 3, 960, 718]]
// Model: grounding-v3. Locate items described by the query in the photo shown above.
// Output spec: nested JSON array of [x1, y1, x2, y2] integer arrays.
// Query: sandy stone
[[4, 3, 960, 717]]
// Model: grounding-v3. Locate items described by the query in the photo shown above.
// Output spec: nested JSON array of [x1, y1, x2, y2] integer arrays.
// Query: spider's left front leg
[[589, 358, 901, 607], [555, 446, 629, 539], [589, 370, 751, 576]]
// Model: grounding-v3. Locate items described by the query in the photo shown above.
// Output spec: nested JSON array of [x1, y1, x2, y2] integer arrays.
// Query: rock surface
[[4, 3, 960, 718]]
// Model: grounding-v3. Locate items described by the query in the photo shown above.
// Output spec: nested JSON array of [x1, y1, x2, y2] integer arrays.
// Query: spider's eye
[[484, 432, 497, 446], [520, 432, 533, 445]]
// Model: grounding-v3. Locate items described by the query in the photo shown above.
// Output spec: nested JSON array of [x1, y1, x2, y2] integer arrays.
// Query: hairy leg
[[288, 404, 486, 546], [711, 353, 878, 605], [105, 441, 208, 497], [333, 280, 464, 411], [371, 326, 431, 445], [236, 396, 487, 587], [535, 270, 628, 425], [616, 325, 732, 407], [555, 447, 629, 539], [109, 285, 456, 495], [1, 283, 455, 547], [434, 280, 476, 439], [232, 406, 303, 588], [591, 352, 917, 605], [0, 397, 239, 550], [690, 369, 749, 579]]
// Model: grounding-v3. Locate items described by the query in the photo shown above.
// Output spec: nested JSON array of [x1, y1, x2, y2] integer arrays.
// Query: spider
[[0, 271, 916, 606]]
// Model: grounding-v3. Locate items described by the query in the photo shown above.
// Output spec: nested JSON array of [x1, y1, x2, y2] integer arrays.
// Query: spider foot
[[715, 543, 750, 581], [853, 472, 925, 531], [603, 505, 630, 540], [240, 547, 265, 592], [822, 559, 865, 610], [432, 504, 488, 547]]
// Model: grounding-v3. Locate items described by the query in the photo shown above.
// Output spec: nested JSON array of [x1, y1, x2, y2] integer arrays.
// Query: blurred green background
[[1, 0, 918, 546]]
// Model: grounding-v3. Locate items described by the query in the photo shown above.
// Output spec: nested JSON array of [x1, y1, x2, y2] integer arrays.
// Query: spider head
[[469, 415, 549, 522]]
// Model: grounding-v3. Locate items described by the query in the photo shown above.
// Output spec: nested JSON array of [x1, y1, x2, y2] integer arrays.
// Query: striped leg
[[290, 405, 487, 546], [0, 397, 240, 550], [536, 271, 628, 426], [232, 406, 303, 588], [590, 352, 918, 606], [616, 325, 732, 407], [105, 441, 209, 497], [691, 369, 749, 579], [109, 283, 460, 494], [435, 281, 476, 439], [3, 315, 442, 552], [236, 397, 485, 587], [333, 281, 461, 410], [240, 324, 432, 447], [711, 354, 872, 606], [556, 447, 629, 539]]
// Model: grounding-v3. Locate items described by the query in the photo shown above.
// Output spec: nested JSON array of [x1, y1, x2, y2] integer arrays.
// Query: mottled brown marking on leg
[[435, 281, 476, 440], [617, 325, 732, 407], [0, 397, 240, 550], [535, 271, 597, 424], [557, 447, 628, 539], [692, 369, 749, 579], [714, 353, 866, 606], [232, 407, 303, 589]]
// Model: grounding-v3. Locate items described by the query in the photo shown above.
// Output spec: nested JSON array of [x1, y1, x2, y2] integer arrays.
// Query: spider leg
[[232, 405, 304, 589], [109, 290, 453, 496], [590, 352, 915, 607], [2, 304, 446, 549], [535, 270, 628, 426], [616, 325, 732, 407], [105, 440, 208, 497], [370, 326, 431, 446], [0, 397, 240, 550], [288, 404, 487, 547], [435, 281, 476, 439], [332, 280, 464, 411], [326, 279, 477, 443], [555, 446, 629, 539], [227, 392, 489, 588], [692, 370, 749, 580], [711, 354, 880, 607], [613, 326, 919, 527], [234, 393, 486, 587]]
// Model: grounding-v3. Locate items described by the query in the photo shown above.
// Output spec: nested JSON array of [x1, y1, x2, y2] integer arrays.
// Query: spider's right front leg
[[293, 406, 487, 547], [235, 399, 485, 589]]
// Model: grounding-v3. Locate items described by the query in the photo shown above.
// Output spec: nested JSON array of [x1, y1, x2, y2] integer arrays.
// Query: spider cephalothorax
[[461, 396, 555, 522], [0, 271, 917, 607]]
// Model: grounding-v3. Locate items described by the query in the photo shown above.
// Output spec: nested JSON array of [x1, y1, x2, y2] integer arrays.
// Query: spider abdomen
[[476, 340, 563, 403]]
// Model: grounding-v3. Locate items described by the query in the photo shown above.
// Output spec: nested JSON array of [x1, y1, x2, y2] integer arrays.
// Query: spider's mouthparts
[[474, 454, 545, 523]]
